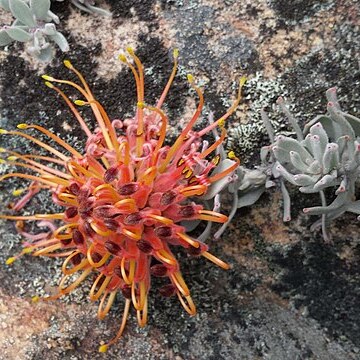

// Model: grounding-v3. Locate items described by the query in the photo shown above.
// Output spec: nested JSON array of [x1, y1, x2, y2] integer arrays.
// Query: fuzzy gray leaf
[[289, 151, 310, 173], [322, 143, 339, 173], [328, 102, 355, 140], [9, 0, 36, 27], [343, 112, 360, 137], [0, 0, 11, 11], [260, 146, 271, 163], [34, 45, 53, 61], [201, 159, 237, 200], [308, 135, 323, 163], [309, 122, 328, 153], [87, 3, 111, 16], [307, 160, 322, 175], [30, 0, 51, 21], [293, 174, 317, 186], [0, 29, 14, 46], [272, 145, 291, 164], [304, 115, 341, 141], [43, 23, 56, 35], [5, 27, 32, 42], [47, 10, 60, 24], [237, 187, 265, 208], [49, 31, 69, 51], [303, 192, 347, 215], [275, 162, 298, 185], [313, 174, 337, 191], [276, 136, 313, 164], [346, 200, 360, 215], [299, 184, 318, 193]]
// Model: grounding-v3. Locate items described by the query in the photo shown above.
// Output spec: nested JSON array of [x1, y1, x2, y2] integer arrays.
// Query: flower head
[[0, 48, 244, 351]]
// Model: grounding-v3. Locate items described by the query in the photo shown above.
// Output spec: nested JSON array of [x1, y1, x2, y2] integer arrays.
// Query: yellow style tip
[[126, 47, 135, 56], [118, 54, 127, 62], [0, 148, 6, 152], [6, 257, 16, 265], [44, 81, 54, 89], [173, 48, 179, 58], [137, 101, 145, 109], [98, 345, 108, 353], [63, 60, 73, 69], [12, 188, 25, 196], [7, 156, 18, 161], [239, 76, 247, 87], [228, 151, 236, 160], [17, 123, 28, 129], [218, 119, 225, 128], [31, 295, 40, 303], [0, 129, 9, 134], [74, 100, 87, 106], [0, 159, 5, 164], [41, 75, 55, 81], [22, 247, 33, 254]]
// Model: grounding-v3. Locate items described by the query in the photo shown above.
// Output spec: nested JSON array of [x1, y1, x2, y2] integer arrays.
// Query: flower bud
[[158, 284, 177, 297], [136, 239, 153, 253], [150, 264, 168, 277]]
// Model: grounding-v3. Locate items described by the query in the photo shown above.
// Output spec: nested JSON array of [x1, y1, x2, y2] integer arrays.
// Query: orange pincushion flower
[[0, 48, 244, 352]]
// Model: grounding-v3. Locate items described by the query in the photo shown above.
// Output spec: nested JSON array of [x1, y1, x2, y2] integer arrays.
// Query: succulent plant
[[261, 88, 360, 241], [54, 0, 111, 16], [0, 0, 69, 61]]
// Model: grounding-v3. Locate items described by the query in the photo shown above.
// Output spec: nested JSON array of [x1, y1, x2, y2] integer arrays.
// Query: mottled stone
[[0, 0, 359, 359]]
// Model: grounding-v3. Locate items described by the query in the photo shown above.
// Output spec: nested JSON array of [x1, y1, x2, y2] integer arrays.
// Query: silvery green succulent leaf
[[1, 0, 68, 60], [346, 200, 360, 214], [237, 187, 265, 208], [299, 184, 319, 193], [307, 160, 322, 174], [236, 167, 266, 192], [309, 122, 329, 149], [9, 0, 36, 27], [325, 87, 341, 109], [313, 174, 337, 191], [87, 3, 111, 16], [276, 135, 313, 164], [303, 191, 348, 215], [343, 113, 360, 136], [43, 23, 56, 36], [289, 151, 309, 172], [260, 145, 271, 162], [260, 87, 360, 239], [70, 0, 92, 14], [180, 219, 201, 232], [265, 180, 275, 188], [47, 10, 60, 24], [293, 174, 316, 186], [48, 31, 69, 51], [0, 29, 14, 46], [328, 103, 356, 140], [30, 0, 51, 21], [201, 158, 237, 200], [322, 143, 339, 173], [5, 27, 32, 42], [12, 19, 27, 27], [272, 144, 292, 164], [0, 0, 11, 11], [304, 115, 340, 141], [277, 97, 303, 141], [275, 162, 298, 185], [28, 43, 53, 61], [66, 0, 111, 16]]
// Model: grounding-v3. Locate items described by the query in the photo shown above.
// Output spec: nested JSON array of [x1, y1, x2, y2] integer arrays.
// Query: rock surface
[[0, 0, 359, 359]]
